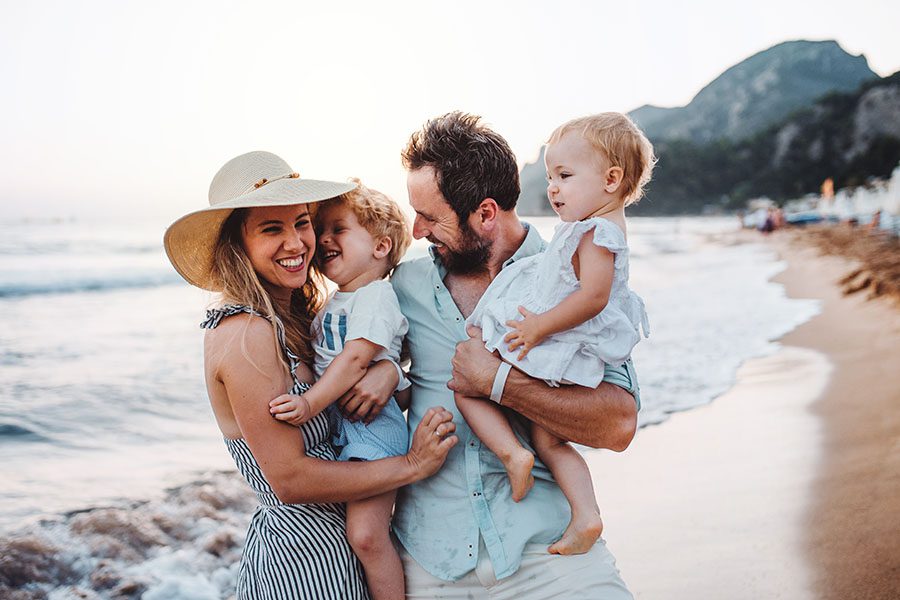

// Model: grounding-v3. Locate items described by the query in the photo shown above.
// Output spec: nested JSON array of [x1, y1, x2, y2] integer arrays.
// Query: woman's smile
[[276, 255, 306, 272]]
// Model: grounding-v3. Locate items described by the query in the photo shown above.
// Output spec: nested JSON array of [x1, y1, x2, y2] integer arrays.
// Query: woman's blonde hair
[[548, 113, 656, 206], [321, 179, 412, 276], [210, 207, 325, 372]]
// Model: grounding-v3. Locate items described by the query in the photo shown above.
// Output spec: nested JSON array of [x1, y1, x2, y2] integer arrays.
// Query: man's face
[[407, 167, 491, 274]]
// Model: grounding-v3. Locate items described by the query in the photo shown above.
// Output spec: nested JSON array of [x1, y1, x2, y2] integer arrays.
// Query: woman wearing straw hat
[[164, 151, 458, 600]]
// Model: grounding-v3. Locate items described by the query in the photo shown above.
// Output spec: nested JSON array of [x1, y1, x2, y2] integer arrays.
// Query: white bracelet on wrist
[[490, 362, 512, 405]]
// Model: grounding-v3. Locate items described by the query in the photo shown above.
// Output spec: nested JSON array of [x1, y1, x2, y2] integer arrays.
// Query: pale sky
[[1, 0, 898, 222]]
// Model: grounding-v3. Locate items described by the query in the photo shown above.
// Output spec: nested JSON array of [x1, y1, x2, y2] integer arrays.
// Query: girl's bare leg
[[531, 423, 604, 554], [346, 490, 404, 600], [455, 392, 534, 502]]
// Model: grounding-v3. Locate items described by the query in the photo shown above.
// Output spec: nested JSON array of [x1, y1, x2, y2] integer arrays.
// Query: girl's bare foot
[[548, 512, 604, 555], [500, 448, 535, 502]]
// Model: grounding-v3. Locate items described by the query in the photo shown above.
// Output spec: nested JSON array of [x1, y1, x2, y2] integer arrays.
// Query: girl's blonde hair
[[210, 207, 325, 372], [548, 113, 656, 206], [321, 178, 412, 276]]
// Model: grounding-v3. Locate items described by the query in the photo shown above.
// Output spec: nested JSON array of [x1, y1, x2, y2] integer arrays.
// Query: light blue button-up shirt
[[391, 222, 640, 581]]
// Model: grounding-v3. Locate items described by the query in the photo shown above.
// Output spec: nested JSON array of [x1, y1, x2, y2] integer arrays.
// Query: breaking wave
[[0, 472, 255, 600]]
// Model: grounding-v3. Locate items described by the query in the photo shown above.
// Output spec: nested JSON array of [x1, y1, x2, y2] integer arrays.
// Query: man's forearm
[[448, 327, 638, 450], [499, 370, 637, 451]]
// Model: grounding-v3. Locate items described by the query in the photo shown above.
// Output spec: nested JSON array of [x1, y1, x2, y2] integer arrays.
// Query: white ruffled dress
[[468, 217, 649, 388]]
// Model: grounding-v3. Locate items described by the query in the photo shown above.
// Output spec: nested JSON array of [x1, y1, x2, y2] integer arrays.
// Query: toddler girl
[[461, 113, 653, 555], [269, 180, 412, 600]]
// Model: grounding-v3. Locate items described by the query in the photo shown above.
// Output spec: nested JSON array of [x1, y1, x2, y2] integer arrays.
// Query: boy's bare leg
[[347, 490, 404, 600], [455, 393, 534, 502], [531, 423, 604, 554]]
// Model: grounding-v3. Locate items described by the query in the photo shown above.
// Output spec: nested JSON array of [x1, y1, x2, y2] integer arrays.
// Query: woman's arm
[[212, 315, 456, 504], [504, 233, 614, 358]]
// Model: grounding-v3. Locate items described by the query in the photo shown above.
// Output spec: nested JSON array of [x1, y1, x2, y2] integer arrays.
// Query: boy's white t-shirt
[[311, 279, 410, 390]]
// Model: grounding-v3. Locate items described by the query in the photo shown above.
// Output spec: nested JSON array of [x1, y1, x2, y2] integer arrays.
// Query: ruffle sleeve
[[553, 218, 628, 287]]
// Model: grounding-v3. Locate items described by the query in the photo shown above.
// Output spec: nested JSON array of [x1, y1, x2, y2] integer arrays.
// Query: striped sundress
[[202, 305, 369, 600]]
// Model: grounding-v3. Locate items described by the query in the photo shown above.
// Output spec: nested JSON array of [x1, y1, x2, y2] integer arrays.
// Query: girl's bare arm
[[505, 232, 614, 356]]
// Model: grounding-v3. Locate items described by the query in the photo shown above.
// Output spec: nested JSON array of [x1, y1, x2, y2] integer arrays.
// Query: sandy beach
[[590, 230, 900, 599]]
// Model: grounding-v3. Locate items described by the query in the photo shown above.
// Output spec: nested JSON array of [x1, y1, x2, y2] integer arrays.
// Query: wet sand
[[588, 231, 900, 599]]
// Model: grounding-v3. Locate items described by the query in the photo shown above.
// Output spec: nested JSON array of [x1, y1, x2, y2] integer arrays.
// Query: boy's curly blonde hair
[[548, 113, 656, 206], [323, 178, 412, 276]]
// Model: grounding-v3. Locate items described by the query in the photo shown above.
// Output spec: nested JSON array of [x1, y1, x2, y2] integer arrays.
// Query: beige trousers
[[401, 538, 633, 600]]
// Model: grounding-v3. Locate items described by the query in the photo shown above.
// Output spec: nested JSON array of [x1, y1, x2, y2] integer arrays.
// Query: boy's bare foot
[[500, 448, 535, 502], [548, 512, 604, 555]]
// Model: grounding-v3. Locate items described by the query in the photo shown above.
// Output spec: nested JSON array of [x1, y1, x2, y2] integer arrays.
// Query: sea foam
[[0, 472, 252, 600]]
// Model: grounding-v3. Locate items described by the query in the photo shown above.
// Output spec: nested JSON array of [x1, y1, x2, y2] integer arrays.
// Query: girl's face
[[315, 201, 385, 292], [241, 204, 315, 301], [544, 132, 618, 222]]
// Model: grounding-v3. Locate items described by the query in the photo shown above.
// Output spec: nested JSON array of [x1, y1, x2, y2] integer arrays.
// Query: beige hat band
[[243, 172, 300, 196]]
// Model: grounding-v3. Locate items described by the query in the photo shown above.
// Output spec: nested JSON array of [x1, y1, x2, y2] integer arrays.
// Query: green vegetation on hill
[[631, 72, 900, 215]]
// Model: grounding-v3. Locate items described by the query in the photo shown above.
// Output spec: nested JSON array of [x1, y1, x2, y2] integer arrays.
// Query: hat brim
[[164, 177, 356, 291]]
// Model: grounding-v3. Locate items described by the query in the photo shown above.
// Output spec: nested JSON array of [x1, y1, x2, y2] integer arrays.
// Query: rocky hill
[[517, 40, 894, 216], [633, 71, 900, 214], [630, 40, 876, 144]]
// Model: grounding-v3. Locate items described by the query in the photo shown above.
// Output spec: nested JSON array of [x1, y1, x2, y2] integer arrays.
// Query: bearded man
[[390, 111, 638, 599]]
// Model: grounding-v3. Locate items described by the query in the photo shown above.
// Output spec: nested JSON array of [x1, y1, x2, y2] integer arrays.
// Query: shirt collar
[[503, 221, 544, 268], [427, 221, 544, 274]]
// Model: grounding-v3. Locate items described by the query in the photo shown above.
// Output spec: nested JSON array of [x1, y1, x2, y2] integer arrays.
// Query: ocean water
[[0, 215, 819, 598]]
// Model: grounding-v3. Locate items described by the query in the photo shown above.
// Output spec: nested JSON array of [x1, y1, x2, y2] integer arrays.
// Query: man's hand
[[269, 393, 312, 426], [503, 306, 546, 360], [448, 326, 501, 398], [338, 360, 398, 423]]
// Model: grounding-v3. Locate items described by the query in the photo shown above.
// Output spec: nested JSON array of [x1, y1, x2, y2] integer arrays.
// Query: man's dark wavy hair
[[401, 111, 520, 222]]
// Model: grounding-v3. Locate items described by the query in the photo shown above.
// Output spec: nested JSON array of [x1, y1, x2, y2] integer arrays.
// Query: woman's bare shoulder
[[205, 313, 281, 371], [205, 311, 273, 342]]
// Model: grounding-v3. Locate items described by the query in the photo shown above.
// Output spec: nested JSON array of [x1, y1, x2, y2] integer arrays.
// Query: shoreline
[[771, 231, 900, 599], [588, 229, 900, 598]]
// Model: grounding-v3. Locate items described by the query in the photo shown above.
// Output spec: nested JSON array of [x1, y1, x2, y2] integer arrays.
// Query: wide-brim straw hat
[[164, 151, 356, 291]]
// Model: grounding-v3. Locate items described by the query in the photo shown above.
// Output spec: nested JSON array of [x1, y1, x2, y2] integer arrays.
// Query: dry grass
[[789, 224, 900, 304]]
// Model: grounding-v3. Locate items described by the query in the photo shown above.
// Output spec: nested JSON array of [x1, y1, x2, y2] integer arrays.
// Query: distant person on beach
[[463, 113, 652, 554], [869, 209, 882, 230], [390, 112, 639, 598], [164, 152, 457, 600], [760, 207, 775, 234], [774, 207, 786, 229], [267, 181, 413, 599]]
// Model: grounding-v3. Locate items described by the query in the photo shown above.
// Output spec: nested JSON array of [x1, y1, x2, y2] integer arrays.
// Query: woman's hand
[[338, 360, 400, 424], [405, 407, 458, 479]]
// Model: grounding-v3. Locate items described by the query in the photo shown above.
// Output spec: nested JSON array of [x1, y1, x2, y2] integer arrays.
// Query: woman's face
[[241, 204, 315, 300]]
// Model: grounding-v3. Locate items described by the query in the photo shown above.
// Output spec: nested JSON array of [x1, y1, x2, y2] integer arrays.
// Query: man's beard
[[435, 221, 492, 275]]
